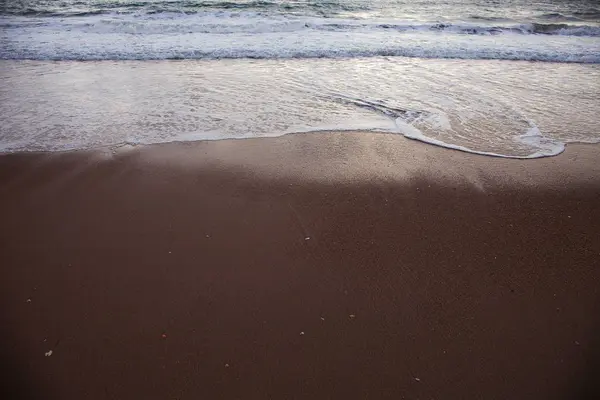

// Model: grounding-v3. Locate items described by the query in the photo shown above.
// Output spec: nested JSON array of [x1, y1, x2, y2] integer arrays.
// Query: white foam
[[395, 119, 565, 159], [1, 13, 599, 63], [515, 126, 566, 157]]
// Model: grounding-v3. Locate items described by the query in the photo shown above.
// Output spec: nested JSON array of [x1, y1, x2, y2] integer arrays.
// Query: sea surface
[[1, 0, 599, 157]]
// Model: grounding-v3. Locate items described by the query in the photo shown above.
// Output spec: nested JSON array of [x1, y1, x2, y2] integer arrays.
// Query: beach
[[1, 133, 599, 399], [2, 0, 600, 398]]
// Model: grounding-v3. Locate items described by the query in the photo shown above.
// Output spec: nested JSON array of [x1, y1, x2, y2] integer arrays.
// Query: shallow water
[[1, 58, 598, 157]]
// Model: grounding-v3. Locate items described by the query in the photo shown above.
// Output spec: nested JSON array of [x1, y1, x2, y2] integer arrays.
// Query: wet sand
[[1, 133, 599, 399]]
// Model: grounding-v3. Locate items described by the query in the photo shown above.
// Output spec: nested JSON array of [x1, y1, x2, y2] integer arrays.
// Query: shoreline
[[1, 132, 599, 399], [3, 132, 600, 188], [2, 128, 599, 161]]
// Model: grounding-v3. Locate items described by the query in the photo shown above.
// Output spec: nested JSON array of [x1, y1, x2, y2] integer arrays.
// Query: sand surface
[[1, 133, 599, 399]]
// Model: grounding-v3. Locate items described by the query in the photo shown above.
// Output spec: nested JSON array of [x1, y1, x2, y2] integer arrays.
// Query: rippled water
[[2, 0, 600, 62], [2, 58, 598, 157]]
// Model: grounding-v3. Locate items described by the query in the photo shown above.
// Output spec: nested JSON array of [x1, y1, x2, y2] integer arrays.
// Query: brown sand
[[1, 133, 599, 399]]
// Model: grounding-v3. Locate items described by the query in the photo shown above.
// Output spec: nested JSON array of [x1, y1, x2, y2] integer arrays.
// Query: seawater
[[1, 1, 599, 157]]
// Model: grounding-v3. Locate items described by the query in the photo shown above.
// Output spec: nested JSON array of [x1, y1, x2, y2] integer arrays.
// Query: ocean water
[[1, 1, 599, 157]]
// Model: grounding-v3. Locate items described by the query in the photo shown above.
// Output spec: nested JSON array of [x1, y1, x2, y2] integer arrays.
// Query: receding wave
[[1, 57, 598, 157]]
